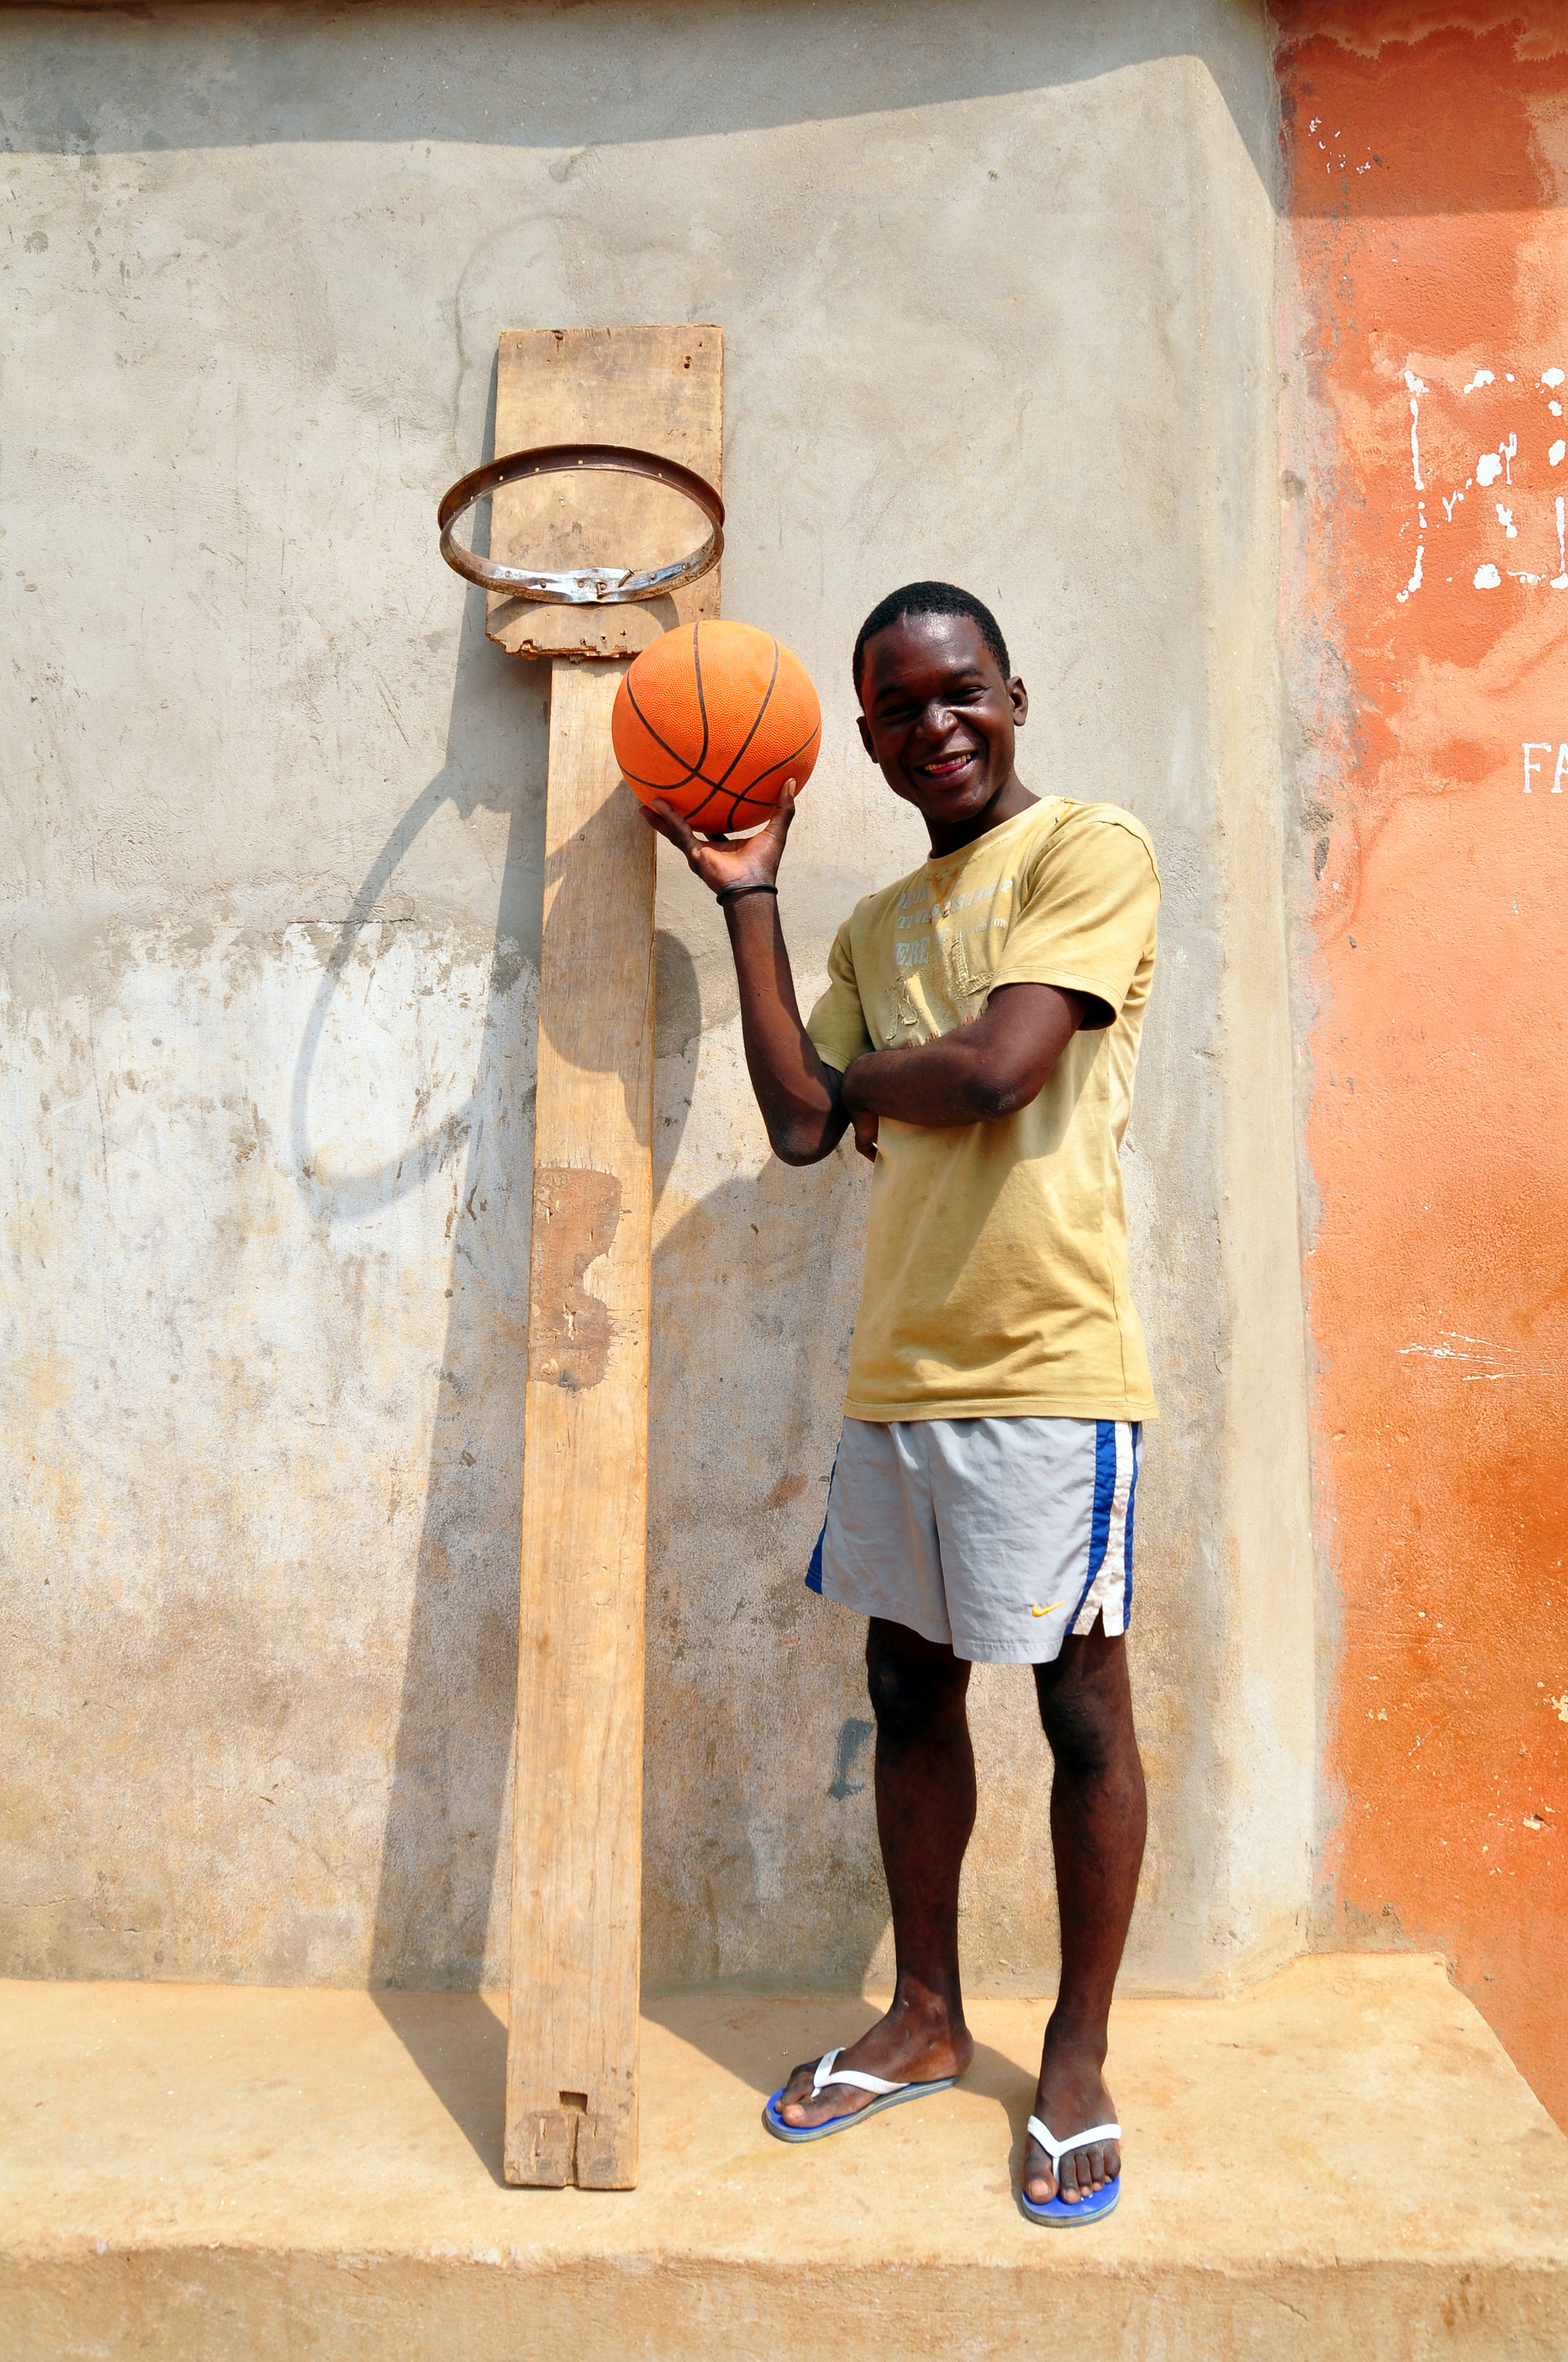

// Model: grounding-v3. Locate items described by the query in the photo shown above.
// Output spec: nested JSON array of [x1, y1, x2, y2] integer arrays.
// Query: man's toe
[[775, 2062, 819, 2124], [1069, 2139, 1119, 2192], [780, 2072, 870, 2129], [812, 2080, 867, 2122], [780, 2093, 832, 2127]]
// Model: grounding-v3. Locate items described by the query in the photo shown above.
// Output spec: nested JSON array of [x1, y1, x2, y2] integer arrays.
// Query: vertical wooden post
[[505, 659, 653, 2189], [491, 327, 722, 2189]]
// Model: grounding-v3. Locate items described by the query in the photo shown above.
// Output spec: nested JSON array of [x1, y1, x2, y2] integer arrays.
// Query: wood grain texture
[[505, 659, 655, 2190], [486, 325, 723, 659], [500, 324, 721, 2186]]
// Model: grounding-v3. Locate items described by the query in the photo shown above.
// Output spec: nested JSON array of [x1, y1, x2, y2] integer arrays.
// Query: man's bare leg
[[775, 1618, 977, 2127], [1022, 1620, 1147, 2205]]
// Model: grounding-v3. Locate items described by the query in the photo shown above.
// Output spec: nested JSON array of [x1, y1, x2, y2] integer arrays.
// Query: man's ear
[[856, 712, 876, 759], [1009, 676, 1028, 728]]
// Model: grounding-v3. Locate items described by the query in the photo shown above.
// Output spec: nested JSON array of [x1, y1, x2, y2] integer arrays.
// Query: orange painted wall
[[1276, 4, 1568, 2122]]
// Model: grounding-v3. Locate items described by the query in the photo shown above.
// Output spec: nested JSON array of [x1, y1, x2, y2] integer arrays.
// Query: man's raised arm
[[642, 787, 855, 1166]]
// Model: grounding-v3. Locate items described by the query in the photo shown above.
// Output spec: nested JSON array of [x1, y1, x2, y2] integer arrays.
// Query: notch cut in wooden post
[[499, 326, 722, 2189]]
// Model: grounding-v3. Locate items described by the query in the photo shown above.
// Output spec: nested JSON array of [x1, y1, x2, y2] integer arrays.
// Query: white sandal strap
[[1027, 2115, 1121, 2165], [812, 2046, 907, 2099]]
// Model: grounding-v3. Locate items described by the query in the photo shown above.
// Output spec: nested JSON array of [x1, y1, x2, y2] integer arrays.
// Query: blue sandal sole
[[1020, 2173, 1121, 2226], [763, 2075, 959, 2144]]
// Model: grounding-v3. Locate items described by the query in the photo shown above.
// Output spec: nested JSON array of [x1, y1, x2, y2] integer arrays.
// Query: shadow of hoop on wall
[[287, 575, 700, 2001], [285, 578, 546, 1996]]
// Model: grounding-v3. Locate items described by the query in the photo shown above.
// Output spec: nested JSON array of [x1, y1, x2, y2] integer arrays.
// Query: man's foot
[[774, 1999, 973, 2131], [1022, 2028, 1119, 2205]]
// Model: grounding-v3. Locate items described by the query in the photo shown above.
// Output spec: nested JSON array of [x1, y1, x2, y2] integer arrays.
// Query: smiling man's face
[[856, 612, 1029, 841]]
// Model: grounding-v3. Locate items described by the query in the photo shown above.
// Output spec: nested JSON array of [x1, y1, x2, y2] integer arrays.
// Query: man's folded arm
[[840, 981, 1089, 1130]]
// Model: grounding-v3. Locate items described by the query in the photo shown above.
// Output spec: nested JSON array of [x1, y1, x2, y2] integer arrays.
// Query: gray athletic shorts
[[806, 1415, 1142, 1665]]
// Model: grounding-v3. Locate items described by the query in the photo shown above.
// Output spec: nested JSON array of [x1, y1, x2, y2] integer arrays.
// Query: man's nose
[[916, 701, 957, 738]]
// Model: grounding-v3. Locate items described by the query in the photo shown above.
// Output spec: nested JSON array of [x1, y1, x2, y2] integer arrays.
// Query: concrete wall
[[1276, 3, 1568, 2123], [2, 1, 1311, 1999]]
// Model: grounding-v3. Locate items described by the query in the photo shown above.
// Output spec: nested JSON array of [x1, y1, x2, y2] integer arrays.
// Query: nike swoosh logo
[[1031, 1603, 1065, 1617]]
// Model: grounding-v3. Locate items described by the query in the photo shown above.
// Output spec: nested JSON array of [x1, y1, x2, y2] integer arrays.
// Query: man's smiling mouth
[[917, 747, 982, 780]]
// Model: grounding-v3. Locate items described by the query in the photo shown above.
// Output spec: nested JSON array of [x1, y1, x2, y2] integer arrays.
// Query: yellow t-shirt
[[805, 796, 1160, 1423]]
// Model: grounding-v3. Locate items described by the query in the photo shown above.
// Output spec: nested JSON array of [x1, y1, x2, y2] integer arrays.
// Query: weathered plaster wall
[[1276, 4, 1568, 2120], [3, 1, 1308, 1998]]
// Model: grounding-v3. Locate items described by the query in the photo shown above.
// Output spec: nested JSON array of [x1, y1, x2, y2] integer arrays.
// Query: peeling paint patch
[[528, 1168, 620, 1391], [1406, 369, 1428, 490]]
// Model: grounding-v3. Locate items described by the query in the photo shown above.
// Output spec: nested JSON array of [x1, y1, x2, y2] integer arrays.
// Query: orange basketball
[[612, 620, 821, 833]]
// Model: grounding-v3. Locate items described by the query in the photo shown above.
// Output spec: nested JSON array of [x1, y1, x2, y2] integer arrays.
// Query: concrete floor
[[3, 1955, 1566, 2359]]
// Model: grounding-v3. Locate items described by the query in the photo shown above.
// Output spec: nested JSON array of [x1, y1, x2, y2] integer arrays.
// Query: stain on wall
[[1277, 3, 1568, 2120]]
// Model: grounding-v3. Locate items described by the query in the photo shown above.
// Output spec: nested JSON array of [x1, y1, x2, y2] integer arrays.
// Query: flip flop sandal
[[1019, 2114, 1122, 2225], [763, 2046, 960, 2144]]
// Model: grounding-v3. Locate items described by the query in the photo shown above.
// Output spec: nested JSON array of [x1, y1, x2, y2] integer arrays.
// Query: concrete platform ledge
[[4, 1956, 1566, 2359]]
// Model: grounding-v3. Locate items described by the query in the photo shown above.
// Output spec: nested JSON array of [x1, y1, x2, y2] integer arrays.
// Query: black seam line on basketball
[[618, 755, 730, 792], [704, 779, 783, 834], [690, 622, 712, 781], [726, 789, 797, 819], [686, 778, 773, 834], [625, 677, 707, 792], [687, 718, 823, 831], [681, 779, 743, 832], [712, 637, 780, 791], [739, 723, 822, 794], [618, 760, 726, 794]]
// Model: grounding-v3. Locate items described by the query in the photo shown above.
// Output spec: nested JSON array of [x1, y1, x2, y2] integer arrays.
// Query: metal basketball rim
[[437, 442, 724, 605]]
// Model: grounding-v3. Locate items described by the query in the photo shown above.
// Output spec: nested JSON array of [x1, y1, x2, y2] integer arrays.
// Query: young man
[[644, 582, 1159, 2223]]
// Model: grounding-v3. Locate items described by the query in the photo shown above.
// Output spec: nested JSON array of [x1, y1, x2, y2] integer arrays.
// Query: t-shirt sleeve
[[987, 807, 1160, 1031], [805, 918, 875, 1072]]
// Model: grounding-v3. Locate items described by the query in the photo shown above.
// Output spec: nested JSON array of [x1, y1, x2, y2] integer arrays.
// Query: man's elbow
[[964, 1059, 1051, 1124], [769, 1119, 837, 1166]]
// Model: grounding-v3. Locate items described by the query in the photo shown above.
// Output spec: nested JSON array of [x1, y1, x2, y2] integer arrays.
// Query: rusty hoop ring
[[436, 441, 724, 605]]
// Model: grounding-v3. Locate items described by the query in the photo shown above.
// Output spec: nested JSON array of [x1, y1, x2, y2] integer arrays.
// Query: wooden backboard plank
[[487, 325, 723, 660]]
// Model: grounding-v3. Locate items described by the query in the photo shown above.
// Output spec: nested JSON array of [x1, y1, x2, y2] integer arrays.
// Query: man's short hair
[[852, 581, 1011, 696]]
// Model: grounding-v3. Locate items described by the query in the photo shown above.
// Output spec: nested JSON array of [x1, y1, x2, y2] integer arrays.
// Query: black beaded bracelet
[[716, 882, 780, 908]]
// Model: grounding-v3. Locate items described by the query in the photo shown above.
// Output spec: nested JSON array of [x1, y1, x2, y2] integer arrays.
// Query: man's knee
[[1036, 1647, 1134, 1777], [866, 1631, 966, 1742], [1039, 1690, 1116, 1777]]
